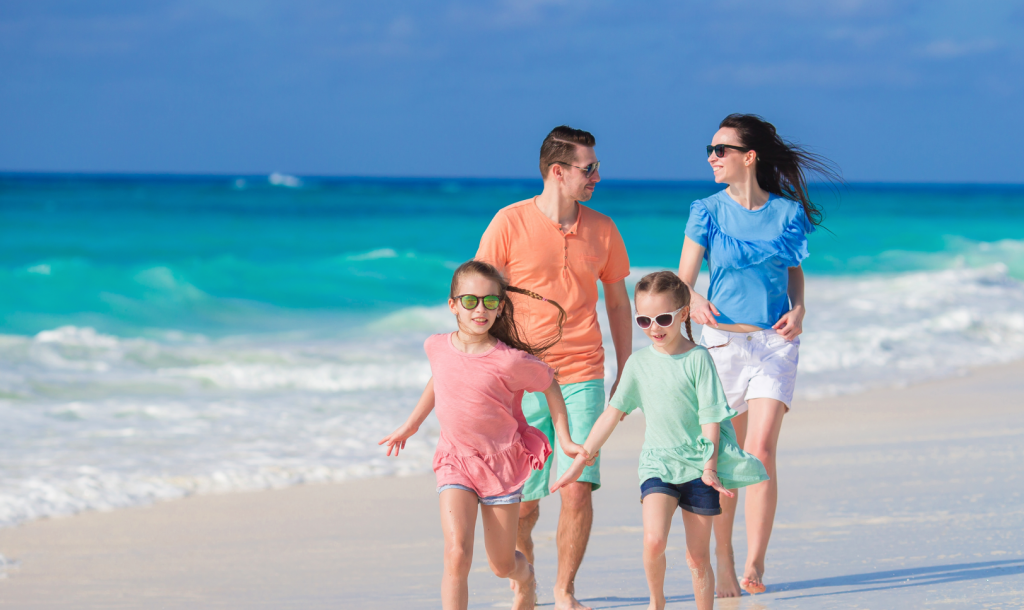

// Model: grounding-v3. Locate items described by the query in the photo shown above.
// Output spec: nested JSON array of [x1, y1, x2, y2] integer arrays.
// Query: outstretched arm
[[699, 422, 735, 498], [678, 236, 720, 328], [378, 377, 435, 457], [772, 266, 805, 341], [550, 405, 624, 492]]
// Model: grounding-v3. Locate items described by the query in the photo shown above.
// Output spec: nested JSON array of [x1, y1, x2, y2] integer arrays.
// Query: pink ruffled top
[[425, 333, 554, 497]]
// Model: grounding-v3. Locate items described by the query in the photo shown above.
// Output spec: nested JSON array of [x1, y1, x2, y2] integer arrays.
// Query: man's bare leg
[[739, 398, 786, 595], [712, 411, 747, 598], [517, 499, 541, 565], [554, 481, 593, 610]]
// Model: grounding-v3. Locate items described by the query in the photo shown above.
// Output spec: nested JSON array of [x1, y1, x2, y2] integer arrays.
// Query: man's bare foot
[[553, 589, 592, 610], [511, 565, 537, 610], [740, 565, 766, 595], [715, 554, 742, 598]]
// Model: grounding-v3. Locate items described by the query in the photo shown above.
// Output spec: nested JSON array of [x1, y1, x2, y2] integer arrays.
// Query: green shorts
[[520, 378, 605, 501]]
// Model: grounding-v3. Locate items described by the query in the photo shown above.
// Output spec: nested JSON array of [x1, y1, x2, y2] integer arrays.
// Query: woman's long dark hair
[[449, 260, 566, 358], [634, 271, 693, 342], [720, 113, 843, 227]]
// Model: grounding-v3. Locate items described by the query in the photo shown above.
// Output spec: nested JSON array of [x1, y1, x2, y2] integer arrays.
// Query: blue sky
[[2, 1, 1022, 182]]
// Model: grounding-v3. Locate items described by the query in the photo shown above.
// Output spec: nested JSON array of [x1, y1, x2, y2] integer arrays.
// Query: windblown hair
[[449, 260, 566, 358], [719, 113, 843, 227], [539, 125, 596, 179], [634, 271, 693, 342]]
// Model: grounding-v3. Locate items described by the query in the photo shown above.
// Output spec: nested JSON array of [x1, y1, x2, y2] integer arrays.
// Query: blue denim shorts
[[640, 477, 722, 516], [437, 484, 524, 506]]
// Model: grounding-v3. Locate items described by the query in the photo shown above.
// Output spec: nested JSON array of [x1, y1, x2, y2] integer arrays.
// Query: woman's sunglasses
[[456, 294, 502, 310], [707, 144, 750, 158], [635, 307, 686, 329], [548, 161, 601, 178]]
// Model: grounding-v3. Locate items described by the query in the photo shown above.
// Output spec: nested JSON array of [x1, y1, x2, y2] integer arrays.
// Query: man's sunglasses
[[455, 294, 502, 310], [549, 160, 600, 178], [635, 307, 685, 329], [707, 144, 751, 158]]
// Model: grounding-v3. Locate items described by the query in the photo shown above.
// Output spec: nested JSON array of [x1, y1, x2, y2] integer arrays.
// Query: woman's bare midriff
[[713, 322, 765, 333]]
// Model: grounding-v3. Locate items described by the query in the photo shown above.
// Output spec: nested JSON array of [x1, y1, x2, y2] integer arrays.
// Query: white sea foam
[[268, 172, 303, 188], [2, 264, 1023, 528]]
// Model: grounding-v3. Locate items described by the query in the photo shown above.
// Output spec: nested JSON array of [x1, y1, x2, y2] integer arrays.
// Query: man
[[476, 126, 632, 610]]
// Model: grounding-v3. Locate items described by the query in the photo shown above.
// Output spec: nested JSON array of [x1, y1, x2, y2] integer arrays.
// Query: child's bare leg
[[681, 510, 715, 610], [482, 502, 536, 610], [641, 493, 677, 610], [713, 411, 746, 598], [517, 499, 540, 565], [439, 489, 479, 610]]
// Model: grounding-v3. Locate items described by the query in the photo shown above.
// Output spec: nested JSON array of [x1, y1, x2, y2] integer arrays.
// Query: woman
[[677, 113, 840, 597]]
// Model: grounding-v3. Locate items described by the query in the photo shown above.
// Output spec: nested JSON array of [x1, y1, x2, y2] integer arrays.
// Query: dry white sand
[[2, 363, 1023, 609]]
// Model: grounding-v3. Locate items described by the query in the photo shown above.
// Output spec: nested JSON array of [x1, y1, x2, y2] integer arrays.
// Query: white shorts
[[699, 327, 800, 414]]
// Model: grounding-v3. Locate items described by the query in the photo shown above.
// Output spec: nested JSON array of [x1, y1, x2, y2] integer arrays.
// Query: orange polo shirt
[[476, 198, 630, 384]]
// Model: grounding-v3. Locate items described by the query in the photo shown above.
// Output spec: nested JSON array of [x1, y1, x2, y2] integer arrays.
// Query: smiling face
[[635, 290, 687, 352], [558, 145, 601, 202], [708, 127, 755, 185], [448, 273, 503, 338]]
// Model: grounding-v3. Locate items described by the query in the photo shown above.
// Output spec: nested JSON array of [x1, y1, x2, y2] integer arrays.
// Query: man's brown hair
[[539, 125, 596, 179]]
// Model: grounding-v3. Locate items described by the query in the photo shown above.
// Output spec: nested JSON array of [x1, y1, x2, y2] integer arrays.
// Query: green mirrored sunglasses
[[456, 294, 502, 310]]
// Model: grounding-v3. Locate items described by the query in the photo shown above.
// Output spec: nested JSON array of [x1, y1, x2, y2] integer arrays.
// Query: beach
[[2, 361, 1022, 608]]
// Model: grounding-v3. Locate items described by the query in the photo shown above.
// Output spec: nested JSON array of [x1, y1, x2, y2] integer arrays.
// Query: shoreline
[[2, 361, 1024, 607]]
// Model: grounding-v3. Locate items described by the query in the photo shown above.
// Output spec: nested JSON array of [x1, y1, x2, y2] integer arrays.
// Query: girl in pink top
[[380, 260, 588, 610]]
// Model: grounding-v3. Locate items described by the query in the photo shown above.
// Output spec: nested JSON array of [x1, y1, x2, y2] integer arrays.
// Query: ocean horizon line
[[2, 170, 1024, 191]]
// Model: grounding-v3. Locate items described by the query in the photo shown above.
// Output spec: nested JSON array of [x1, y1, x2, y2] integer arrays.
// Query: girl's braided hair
[[634, 271, 693, 342], [449, 260, 566, 358]]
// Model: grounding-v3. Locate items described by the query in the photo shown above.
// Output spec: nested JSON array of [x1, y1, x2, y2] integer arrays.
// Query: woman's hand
[[689, 290, 721, 328], [701, 469, 736, 498], [772, 304, 805, 341], [378, 422, 418, 457], [550, 455, 588, 493]]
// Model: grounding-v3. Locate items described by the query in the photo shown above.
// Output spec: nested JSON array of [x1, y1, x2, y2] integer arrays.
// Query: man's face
[[563, 146, 601, 202]]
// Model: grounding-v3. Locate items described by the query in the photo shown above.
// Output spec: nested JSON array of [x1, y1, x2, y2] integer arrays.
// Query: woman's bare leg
[[712, 411, 747, 598], [641, 493, 677, 610], [439, 489, 479, 610], [481, 502, 536, 610], [739, 397, 787, 594], [681, 510, 715, 610]]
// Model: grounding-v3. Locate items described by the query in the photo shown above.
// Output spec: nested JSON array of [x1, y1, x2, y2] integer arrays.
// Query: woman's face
[[708, 127, 753, 185], [448, 273, 503, 337]]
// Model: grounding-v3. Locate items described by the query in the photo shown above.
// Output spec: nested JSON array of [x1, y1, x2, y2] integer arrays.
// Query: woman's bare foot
[[511, 564, 537, 610], [715, 552, 742, 598], [739, 565, 766, 595]]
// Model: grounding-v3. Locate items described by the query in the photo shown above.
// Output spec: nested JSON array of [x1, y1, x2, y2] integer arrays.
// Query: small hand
[[772, 305, 805, 341], [550, 456, 587, 493], [378, 423, 417, 457], [560, 441, 597, 466], [701, 469, 736, 498], [690, 292, 721, 328]]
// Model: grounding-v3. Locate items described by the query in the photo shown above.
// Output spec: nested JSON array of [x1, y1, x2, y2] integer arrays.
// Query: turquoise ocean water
[[2, 173, 1024, 526]]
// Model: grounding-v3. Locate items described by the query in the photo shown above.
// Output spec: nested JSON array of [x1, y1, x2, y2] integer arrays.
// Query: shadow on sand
[[539, 558, 1024, 608]]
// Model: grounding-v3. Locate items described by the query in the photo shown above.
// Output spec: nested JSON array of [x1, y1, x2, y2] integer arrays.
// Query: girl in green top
[[552, 271, 767, 610]]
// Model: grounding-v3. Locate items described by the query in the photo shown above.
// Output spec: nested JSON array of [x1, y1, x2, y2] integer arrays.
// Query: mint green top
[[610, 345, 768, 489]]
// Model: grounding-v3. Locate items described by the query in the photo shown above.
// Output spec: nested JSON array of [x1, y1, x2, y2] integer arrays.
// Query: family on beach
[[380, 115, 840, 610]]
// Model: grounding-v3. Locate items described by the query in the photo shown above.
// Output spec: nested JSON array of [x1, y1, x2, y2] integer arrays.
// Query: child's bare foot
[[740, 564, 766, 595], [553, 589, 593, 610], [511, 564, 536, 610], [715, 552, 742, 598]]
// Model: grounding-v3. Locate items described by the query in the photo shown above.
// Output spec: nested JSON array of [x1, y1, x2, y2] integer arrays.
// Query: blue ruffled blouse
[[684, 190, 814, 328]]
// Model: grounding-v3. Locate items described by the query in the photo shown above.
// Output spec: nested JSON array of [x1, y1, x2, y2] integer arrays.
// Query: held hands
[[772, 304, 805, 341], [689, 291, 721, 328], [378, 423, 418, 457], [701, 468, 736, 498], [550, 453, 588, 493], [559, 439, 596, 466]]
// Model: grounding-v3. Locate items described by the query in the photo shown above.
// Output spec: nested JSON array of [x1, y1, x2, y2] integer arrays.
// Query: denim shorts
[[437, 484, 524, 506], [640, 477, 722, 516]]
